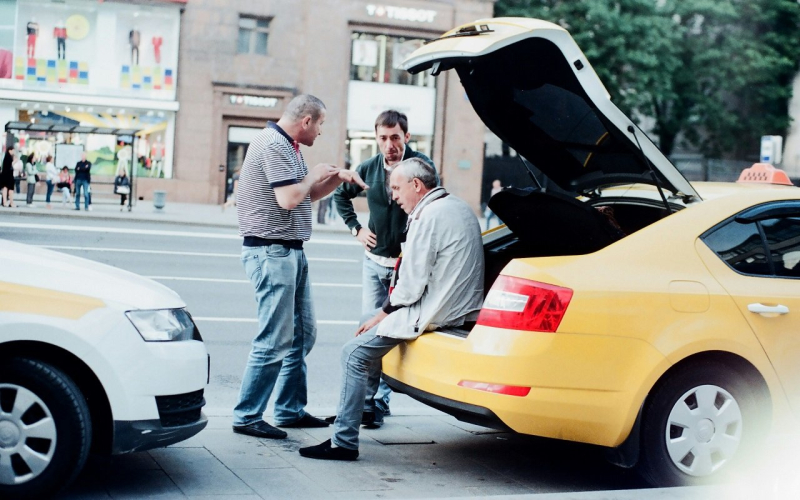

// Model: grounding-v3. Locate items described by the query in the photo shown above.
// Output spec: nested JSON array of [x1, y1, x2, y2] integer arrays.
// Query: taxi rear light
[[458, 380, 531, 397], [477, 275, 573, 332]]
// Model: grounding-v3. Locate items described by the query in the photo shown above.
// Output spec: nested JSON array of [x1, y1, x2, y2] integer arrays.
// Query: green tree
[[495, 0, 800, 159]]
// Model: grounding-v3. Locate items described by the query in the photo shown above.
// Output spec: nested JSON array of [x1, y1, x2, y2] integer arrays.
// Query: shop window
[[238, 16, 270, 55], [350, 32, 433, 87]]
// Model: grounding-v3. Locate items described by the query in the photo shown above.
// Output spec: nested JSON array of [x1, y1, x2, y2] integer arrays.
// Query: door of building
[[226, 126, 262, 202]]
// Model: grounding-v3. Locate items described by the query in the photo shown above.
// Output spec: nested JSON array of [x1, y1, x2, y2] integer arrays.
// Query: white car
[[0, 239, 209, 498]]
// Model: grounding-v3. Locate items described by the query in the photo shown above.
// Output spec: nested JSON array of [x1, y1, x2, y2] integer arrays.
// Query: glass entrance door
[[226, 126, 261, 202]]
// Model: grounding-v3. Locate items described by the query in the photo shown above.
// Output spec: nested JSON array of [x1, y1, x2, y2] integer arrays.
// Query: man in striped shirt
[[233, 94, 368, 440]]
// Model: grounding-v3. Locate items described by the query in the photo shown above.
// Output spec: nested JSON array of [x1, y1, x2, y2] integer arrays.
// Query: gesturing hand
[[338, 169, 369, 190]]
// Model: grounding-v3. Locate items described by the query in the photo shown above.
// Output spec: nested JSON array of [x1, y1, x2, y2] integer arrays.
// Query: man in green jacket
[[333, 110, 436, 427]]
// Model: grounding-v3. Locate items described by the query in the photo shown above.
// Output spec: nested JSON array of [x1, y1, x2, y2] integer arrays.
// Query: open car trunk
[[482, 188, 675, 294]]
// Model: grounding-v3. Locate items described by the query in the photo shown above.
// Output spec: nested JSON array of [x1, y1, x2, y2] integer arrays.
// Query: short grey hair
[[397, 158, 437, 189], [283, 94, 326, 122]]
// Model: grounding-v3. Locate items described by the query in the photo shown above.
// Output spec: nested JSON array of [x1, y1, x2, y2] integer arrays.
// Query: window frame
[[237, 15, 271, 56], [701, 201, 800, 279]]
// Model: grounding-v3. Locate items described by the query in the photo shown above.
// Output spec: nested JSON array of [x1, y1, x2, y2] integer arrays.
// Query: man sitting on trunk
[[299, 157, 485, 461]]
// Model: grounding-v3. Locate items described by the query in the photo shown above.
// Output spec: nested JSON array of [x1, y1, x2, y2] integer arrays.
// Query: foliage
[[495, 0, 800, 158]]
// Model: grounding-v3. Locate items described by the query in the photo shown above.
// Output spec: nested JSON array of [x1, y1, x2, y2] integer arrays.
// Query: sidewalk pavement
[[0, 196, 358, 233], [59, 414, 792, 500]]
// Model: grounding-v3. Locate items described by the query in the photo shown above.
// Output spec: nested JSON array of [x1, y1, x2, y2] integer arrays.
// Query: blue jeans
[[361, 256, 394, 417], [233, 244, 317, 426], [333, 329, 403, 450], [45, 180, 54, 203], [74, 179, 89, 209]]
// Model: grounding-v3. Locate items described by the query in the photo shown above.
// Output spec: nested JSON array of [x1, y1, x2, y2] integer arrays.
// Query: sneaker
[[277, 413, 330, 428], [299, 439, 358, 461], [232, 421, 287, 440], [361, 411, 384, 429], [87, 206, 93, 211]]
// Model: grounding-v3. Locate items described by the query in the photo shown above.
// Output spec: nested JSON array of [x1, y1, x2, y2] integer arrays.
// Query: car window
[[703, 220, 771, 276], [760, 217, 800, 278]]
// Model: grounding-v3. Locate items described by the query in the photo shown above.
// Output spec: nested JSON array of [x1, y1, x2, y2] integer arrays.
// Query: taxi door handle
[[748, 303, 789, 316]]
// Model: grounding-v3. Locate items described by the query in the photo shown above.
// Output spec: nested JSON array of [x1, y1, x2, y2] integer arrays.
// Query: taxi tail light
[[476, 275, 573, 333], [458, 380, 531, 397]]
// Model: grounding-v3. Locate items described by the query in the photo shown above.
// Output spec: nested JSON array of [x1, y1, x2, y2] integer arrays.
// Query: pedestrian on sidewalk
[[57, 166, 72, 205], [300, 158, 484, 461], [12, 152, 22, 194], [222, 167, 240, 211], [74, 152, 91, 211], [114, 167, 131, 211], [25, 152, 39, 207], [1, 146, 17, 208], [484, 179, 503, 229], [232, 94, 368, 440], [333, 110, 437, 428], [45, 155, 57, 208]]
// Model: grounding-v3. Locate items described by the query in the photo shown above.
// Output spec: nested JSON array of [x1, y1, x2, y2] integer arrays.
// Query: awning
[[4, 121, 141, 136]]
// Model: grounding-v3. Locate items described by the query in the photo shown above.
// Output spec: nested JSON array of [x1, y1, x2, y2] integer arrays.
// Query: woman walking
[[1, 147, 17, 207], [114, 167, 131, 211], [44, 155, 57, 208], [25, 153, 39, 207]]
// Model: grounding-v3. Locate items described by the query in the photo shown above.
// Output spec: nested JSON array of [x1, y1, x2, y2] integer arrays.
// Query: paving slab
[[149, 448, 256, 497]]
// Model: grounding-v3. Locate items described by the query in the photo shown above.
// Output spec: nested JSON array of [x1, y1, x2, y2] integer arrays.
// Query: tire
[[637, 360, 767, 487], [0, 358, 92, 499]]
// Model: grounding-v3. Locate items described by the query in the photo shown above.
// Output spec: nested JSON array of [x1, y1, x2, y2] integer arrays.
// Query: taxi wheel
[[637, 361, 764, 487], [0, 358, 92, 499]]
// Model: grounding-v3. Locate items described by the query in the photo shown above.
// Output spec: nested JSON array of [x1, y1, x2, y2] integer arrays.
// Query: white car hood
[[0, 239, 184, 310]]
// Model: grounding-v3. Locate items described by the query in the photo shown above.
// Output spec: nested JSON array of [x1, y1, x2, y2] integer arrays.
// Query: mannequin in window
[[27, 18, 39, 58], [129, 28, 141, 65], [150, 136, 164, 178], [152, 36, 163, 65], [54, 20, 67, 60]]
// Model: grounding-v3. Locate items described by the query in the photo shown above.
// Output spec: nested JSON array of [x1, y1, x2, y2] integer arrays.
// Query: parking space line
[[193, 317, 358, 325], [146, 276, 361, 287], [1, 222, 361, 246], [37, 245, 359, 263]]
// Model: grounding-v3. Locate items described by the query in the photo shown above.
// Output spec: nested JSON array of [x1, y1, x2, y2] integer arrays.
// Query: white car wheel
[[0, 358, 92, 498], [0, 383, 58, 485], [665, 384, 743, 477]]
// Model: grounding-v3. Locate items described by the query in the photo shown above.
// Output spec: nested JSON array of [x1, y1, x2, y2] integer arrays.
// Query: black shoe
[[232, 421, 287, 439], [299, 439, 358, 461], [277, 413, 330, 428], [323, 415, 336, 424], [361, 411, 384, 429]]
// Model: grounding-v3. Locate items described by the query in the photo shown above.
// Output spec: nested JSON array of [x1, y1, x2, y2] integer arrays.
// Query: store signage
[[365, 4, 437, 23], [228, 94, 279, 108], [347, 81, 435, 136]]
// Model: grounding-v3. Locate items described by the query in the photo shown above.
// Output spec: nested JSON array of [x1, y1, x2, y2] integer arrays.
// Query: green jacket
[[334, 146, 436, 259]]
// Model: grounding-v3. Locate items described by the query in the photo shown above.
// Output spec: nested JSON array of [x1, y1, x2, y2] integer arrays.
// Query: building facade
[[1, 0, 184, 182], [168, 0, 494, 211]]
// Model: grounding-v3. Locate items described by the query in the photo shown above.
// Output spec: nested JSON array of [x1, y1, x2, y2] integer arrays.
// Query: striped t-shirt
[[236, 123, 312, 241]]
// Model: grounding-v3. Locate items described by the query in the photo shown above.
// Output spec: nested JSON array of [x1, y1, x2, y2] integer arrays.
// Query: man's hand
[[310, 163, 340, 184], [337, 169, 369, 190], [356, 227, 377, 250], [355, 310, 388, 336]]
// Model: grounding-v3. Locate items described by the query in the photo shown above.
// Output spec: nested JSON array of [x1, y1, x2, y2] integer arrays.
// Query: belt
[[243, 237, 303, 249]]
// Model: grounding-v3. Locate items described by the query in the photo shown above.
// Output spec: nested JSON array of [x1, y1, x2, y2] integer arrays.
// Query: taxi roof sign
[[737, 163, 793, 186]]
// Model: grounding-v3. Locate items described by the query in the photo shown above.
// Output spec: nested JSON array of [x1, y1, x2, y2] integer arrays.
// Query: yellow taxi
[[381, 17, 800, 486]]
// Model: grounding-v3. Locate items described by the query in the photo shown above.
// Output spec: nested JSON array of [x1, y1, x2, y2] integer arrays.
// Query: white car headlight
[[126, 308, 200, 342]]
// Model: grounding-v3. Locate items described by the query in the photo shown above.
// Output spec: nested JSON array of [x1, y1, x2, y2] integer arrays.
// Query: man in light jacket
[[300, 157, 485, 461]]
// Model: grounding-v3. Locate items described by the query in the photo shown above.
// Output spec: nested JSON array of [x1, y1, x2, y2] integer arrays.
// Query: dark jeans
[[75, 179, 89, 209], [14, 178, 20, 193], [120, 194, 128, 206], [26, 182, 35, 204], [45, 180, 54, 203]]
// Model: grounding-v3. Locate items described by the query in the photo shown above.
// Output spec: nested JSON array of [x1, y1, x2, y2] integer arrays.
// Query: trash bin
[[153, 190, 167, 210]]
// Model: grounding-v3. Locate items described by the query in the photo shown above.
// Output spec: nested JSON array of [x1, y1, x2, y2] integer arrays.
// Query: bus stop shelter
[[4, 121, 140, 211]]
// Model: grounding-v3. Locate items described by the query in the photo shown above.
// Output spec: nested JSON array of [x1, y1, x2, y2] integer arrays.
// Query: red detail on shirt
[[54, 27, 67, 38]]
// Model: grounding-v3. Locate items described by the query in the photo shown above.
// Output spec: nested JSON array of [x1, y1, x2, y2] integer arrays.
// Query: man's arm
[[275, 165, 367, 209], [332, 165, 365, 231]]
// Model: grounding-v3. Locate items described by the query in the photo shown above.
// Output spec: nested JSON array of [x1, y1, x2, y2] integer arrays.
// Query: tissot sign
[[227, 94, 279, 108], [365, 4, 437, 23]]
